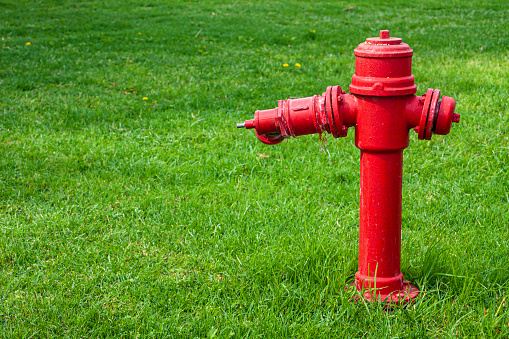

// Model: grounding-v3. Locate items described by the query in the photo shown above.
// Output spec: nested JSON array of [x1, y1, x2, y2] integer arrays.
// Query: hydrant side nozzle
[[417, 90, 458, 139], [434, 96, 458, 135], [242, 87, 352, 144]]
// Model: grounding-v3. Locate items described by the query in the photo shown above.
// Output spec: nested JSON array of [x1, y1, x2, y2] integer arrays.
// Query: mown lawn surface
[[1, 0, 508, 337]]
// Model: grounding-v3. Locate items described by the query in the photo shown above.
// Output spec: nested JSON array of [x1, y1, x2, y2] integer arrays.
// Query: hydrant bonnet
[[350, 30, 416, 96]]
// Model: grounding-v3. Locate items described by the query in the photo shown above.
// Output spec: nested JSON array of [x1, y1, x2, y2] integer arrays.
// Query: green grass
[[1, 0, 508, 337]]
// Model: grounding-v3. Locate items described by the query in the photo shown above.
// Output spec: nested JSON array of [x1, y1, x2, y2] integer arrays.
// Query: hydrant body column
[[353, 96, 415, 300], [350, 32, 419, 301], [358, 150, 403, 292], [237, 30, 460, 304]]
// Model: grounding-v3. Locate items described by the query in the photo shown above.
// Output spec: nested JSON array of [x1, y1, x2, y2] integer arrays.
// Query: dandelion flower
[[138, 32, 141, 35], [26, 42, 31, 45], [295, 63, 301, 67], [312, 30, 316, 33], [143, 97, 148, 100], [283, 63, 289, 67]]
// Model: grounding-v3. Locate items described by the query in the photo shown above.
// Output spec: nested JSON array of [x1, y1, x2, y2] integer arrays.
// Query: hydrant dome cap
[[355, 30, 413, 58], [354, 42, 413, 58], [366, 30, 402, 45]]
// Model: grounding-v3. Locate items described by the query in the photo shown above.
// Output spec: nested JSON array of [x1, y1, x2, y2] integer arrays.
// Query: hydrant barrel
[[357, 150, 403, 293]]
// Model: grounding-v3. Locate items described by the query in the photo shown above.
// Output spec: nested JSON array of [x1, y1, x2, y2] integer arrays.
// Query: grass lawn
[[1, 0, 509, 337]]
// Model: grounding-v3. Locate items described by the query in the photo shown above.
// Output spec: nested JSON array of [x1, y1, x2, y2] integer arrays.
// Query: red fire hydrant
[[237, 30, 460, 303]]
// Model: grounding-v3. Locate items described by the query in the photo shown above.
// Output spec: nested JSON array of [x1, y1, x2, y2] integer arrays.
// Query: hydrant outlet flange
[[417, 89, 460, 140]]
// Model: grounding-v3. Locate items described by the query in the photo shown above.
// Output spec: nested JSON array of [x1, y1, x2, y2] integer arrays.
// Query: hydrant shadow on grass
[[402, 244, 478, 300]]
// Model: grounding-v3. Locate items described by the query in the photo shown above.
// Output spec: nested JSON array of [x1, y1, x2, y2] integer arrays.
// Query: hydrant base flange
[[346, 281, 419, 305]]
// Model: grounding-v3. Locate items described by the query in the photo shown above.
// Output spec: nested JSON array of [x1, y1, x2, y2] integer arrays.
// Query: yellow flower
[[283, 63, 289, 67], [26, 42, 31, 45], [138, 32, 141, 35], [143, 97, 148, 100], [295, 63, 301, 67], [312, 30, 316, 33]]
